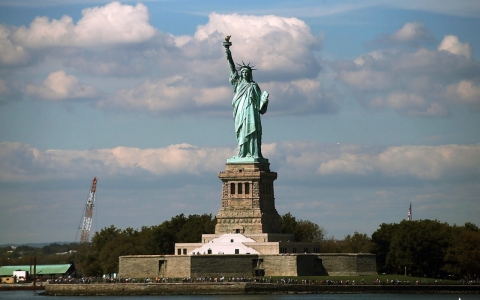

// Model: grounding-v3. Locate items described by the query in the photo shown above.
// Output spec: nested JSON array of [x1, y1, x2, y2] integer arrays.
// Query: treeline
[[76, 213, 216, 276], [0, 243, 79, 266], [2, 215, 478, 280], [75, 212, 325, 276], [370, 220, 480, 278], [320, 220, 480, 279]]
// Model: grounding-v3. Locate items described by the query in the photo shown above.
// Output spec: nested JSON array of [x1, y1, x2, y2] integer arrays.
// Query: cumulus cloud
[[25, 70, 100, 101], [438, 35, 472, 59], [1, 142, 478, 183], [1, 5, 332, 114], [98, 76, 231, 114], [164, 12, 324, 89], [263, 79, 338, 114], [91, 12, 333, 115], [0, 142, 235, 182], [380, 92, 449, 117], [317, 144, 480, 180], [335, 25, 480, 116], [11, 2, 155, 48], [0, 2, 157, 71], [388, 22, 434, 46], [446, 79, 480, 111], [0, 25, 29, 66], [192, 13, 322, 79], [99, 75, 335, 116]]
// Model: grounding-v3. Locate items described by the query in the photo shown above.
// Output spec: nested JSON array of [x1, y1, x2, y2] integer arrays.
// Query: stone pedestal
[[215, 162, 282, 235]]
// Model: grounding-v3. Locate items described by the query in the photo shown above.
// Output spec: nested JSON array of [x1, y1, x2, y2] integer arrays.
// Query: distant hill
[[0, 242, 74, 248]]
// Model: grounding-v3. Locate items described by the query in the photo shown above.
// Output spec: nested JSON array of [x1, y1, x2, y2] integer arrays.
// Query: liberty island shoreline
[[40, 282, 480, 296]]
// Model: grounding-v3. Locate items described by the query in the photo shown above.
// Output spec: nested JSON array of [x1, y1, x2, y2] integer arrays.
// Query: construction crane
[[79, 177, 97, 243]]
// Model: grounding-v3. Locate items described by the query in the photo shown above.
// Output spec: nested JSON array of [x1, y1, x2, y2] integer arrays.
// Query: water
[[0, 291, 478, 300]]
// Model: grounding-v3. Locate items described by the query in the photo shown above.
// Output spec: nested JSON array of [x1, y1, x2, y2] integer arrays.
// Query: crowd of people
[[45, 276, 478, 285]]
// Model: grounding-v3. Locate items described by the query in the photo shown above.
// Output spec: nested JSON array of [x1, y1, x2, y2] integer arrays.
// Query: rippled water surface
[[0, 291, 478, 300]]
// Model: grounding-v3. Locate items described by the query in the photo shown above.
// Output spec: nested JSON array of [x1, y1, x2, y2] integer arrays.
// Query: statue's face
[[241, 68, 252, 82]]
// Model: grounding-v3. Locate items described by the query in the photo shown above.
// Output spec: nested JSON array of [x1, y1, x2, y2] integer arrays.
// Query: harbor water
[[0, 291, 478, 299]]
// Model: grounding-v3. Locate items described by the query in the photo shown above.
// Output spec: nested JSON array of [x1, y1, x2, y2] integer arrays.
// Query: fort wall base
[[119, 253, 376, 278], [43, 283, 480, 296]]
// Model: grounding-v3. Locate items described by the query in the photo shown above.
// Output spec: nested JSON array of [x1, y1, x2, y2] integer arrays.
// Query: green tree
[[343, 231, 374, 253], [320, 236, 343, 253], [463, 222, 479, 232], [279, 212, 325, 242], [41, 243, 71, 255], [98, 228, 143, 274], [371, 222, 398, 273], [90, 225, 122, 253], [385, 220, 451, 276], [177, 214, 216, 243], [443, 223, 480, 278], [76, 213, 217, 275], [371, 220, 480, 277], [77, 225, 121, 276]]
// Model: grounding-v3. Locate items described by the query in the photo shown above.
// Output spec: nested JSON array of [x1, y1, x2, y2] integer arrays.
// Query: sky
[[0, 0, 479, 245]]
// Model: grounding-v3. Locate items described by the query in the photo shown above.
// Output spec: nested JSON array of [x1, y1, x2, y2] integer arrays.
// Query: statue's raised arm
[[224, 36, 236, 74], [223, 36, 269, 163]]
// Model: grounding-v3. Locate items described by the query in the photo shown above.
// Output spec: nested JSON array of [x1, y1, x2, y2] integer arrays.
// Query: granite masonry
[[118, 161, 377, 278]]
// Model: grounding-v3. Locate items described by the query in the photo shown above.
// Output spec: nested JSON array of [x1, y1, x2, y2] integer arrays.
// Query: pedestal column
[[215, 162, 281, 234]]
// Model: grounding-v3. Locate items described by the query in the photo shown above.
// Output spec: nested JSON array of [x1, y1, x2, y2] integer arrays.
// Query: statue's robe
[[230, 72, 268, 158]]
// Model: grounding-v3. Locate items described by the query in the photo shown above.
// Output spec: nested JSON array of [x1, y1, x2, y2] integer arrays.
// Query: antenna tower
[[80, 177, 97, 243]]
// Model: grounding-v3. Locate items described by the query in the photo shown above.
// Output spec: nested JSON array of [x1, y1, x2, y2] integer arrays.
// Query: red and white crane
[[79, 177, 97, 243]]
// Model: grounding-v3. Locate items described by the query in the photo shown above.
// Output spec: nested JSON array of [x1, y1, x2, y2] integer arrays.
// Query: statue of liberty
[[224, 37, 269, 162]]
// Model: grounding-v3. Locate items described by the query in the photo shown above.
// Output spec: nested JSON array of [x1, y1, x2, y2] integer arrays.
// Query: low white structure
[[190, 234, 259, 255]]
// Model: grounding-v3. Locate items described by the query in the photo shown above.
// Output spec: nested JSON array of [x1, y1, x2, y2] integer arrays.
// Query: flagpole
[[407, 202, 412, 221]]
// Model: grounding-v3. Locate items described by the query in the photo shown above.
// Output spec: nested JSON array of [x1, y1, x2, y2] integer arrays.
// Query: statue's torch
[[223, 35, 232, 49]]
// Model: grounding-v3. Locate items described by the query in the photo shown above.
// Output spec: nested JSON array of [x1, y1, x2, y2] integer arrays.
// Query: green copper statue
[[224, 36, 269, 163]]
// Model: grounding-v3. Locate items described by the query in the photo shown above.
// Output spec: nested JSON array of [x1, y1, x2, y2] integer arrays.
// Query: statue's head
[[237, 61, 256, 82], [241, 67, 253, 82]]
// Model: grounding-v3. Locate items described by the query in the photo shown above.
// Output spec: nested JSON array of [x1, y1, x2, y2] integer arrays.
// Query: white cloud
[[12, 15, 75, 48], [5, 9, 330, 114], [389, 22, 433, 46], [1, 142, 478, 183], [75, 2, 155, 45], [317, 153, 373, 175], [0, 25, 29, 66], [188, 13, 323, 80], [337, 68, 392, 91], [263, 79, 338, 114], [438, 35, 472, 59], [447, 80, 480, 111], [25, 70, 100, 101], [11, 2, 155, 48], [335, 29, 480, 116], [98, 76, 232, 113], [193, 86, 232, 107], [97, 76, 334, 116], [92, 12, 332, 114], [317, 144, 480, 180], [0, 142, 235, 182], [0, 2, 158, 71], [1, 141, 479, 244], [380, 92, 449, 116], [1, 4, 336, 114]]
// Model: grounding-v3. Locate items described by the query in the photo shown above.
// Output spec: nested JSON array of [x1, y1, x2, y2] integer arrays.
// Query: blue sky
[[0, 0, 479, 244]]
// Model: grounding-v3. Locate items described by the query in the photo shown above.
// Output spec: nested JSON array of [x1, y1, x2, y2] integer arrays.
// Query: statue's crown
[[236, 61, 256, 72]]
